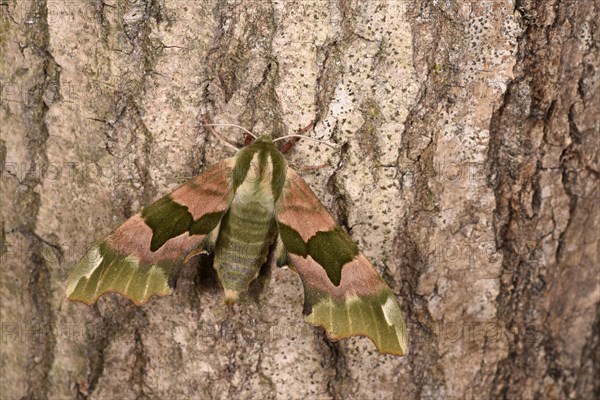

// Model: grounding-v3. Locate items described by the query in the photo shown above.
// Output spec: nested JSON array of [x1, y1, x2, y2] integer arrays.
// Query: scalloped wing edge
[[304, 287, 408, 355], [66, 158, 235, 306], [66, 241, 178, 305]]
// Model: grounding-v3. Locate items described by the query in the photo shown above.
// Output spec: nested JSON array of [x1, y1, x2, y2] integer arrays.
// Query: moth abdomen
[[213, 200, 277, 303]]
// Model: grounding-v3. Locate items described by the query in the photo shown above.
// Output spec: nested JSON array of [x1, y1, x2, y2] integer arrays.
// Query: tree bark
[[1, 1, 597, 399]]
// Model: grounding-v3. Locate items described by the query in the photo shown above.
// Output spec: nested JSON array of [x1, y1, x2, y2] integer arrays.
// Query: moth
[[66, 130, 408, 355]]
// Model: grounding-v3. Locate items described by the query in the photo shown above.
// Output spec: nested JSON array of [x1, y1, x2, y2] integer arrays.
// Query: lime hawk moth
[[66, 131, 408, 355]]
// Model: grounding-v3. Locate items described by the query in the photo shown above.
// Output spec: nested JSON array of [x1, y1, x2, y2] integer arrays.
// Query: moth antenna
[[201, 123, 257, 139], [201, 126, 240, 151], [273, 135, 338, 150]]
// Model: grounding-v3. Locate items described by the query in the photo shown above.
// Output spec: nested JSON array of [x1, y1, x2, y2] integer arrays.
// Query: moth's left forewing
[[275, 169, 408, 355], [67, 158, 235, 305]]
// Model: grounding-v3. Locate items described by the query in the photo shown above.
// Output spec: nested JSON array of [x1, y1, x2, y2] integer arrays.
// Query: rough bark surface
[[1, 1, 597, 399]]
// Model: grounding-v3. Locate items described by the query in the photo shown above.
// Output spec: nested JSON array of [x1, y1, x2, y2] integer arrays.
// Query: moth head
[[249, 135, 274, 145], [200, 117, 336, 154]]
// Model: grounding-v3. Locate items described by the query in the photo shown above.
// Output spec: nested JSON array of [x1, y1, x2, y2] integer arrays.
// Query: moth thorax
[[234, 152, 275, 209]]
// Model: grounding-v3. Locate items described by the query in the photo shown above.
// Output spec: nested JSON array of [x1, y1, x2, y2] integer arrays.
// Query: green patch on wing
[[189, 211, 226, 235], [142, 196, 193, 251], [66, 242, 178, 305], [306, 227, 358, 286], [278, 223, 307, 257], [142, 196, 223, 251], [278, 225, 359, 286], [305, 288, 408, 355]]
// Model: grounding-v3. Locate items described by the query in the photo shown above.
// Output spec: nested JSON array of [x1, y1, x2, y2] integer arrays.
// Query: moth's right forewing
[[275, 168, 408, 355]]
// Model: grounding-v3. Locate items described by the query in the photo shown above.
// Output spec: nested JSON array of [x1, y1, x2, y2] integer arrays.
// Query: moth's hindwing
[[66, 158, 235, 305], [276, 168, 408, 355]]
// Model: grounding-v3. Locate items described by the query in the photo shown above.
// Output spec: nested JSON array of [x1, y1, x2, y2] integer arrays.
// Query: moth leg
[[280, 136, 300, 154], [273, 235, 289, 268], [280, 120, 315, 154]]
